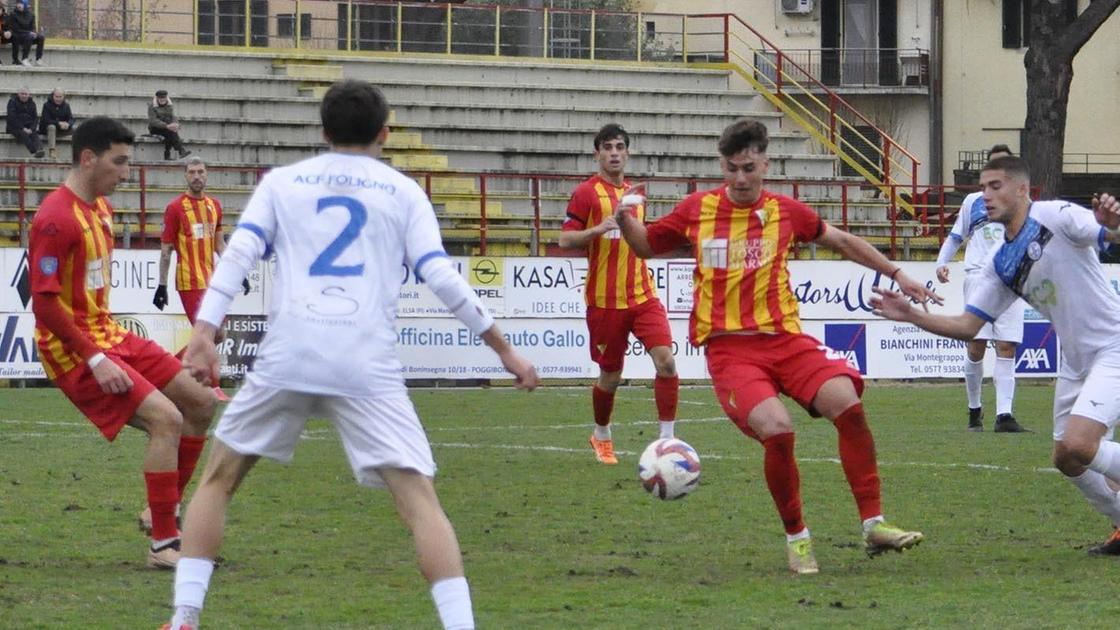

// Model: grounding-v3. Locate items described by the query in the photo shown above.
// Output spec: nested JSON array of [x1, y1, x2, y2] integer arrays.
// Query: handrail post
[[532, 177, 541, 255], [681, 16, 688, 64], [543, 8, 549, 58], [139, 167, 147, 248], [346, 0, 352, 51], [17, 163, 27, 245], [479, 176, 488, 256], [828, 94, 837, 147], [193, 0, 199, 46], [494, 6, 500, 56], [889, 185, 898, 259], [396, 2, 402, 53], [295, 0, 302, 48], [589, 10, 595, 61], [840, 182, 848, 231], [775, 51, 783, 95], [445, 2, 452, 55], [87, 0, 93, 40], [635, 11, 641, 61], [722, 14, 728, 62], [244, 0, 250, 47], [140, 0, 146, 42]]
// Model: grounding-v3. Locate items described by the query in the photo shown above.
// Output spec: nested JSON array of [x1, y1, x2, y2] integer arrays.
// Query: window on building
[[278, 13, 312, 40], [1004, 0, 1077, 49]]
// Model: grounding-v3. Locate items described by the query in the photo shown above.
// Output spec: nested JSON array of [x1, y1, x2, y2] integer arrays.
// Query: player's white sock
[[964, 357, 983, 409], [593, 425, 611, 441], [1068, 469, 1120, 526], [431, 576, 474, 630], [786, 527, 810, 543], [1089, 441, 1120, 483], [994, 357, 1016, 416], [173, 557, 214, 614], [659, 420, 675, 440]]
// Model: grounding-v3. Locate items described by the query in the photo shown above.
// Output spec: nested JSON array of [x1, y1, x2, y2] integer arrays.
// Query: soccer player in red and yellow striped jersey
[[28, 117, 216, 569], [617, 119, 941, 573], [560, 124, 678, 465]]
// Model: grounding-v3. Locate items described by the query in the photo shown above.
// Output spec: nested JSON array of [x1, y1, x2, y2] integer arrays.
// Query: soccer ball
[[638, 438, 701, 500]]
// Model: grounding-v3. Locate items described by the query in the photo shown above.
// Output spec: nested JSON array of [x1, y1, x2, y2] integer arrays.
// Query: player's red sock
[[144, 470, 180, 540], [833, 403, 882, 521], [176, 435, 207, 498], [761, 432, 805, 534], [653, 374, 679, 421], [592, 385, 614, 427]]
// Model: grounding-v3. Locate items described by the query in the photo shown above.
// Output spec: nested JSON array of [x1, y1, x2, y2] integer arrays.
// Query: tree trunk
[[1022, 48, 1072, 200]]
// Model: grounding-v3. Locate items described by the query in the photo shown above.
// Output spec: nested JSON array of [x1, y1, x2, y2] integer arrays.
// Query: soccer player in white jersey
[[162, 80, 539, 630], [935, 144, 1029, 432], [872, 155, 1120, 555]]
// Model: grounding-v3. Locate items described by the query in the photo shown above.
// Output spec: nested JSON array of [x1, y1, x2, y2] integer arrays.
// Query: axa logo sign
[[1015, 322, 1057, 374], [10, 250, 31, 310], [824, 323, 867, 374]]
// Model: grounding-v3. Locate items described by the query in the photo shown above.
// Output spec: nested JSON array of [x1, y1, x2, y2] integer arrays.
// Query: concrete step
[[6, 67, 313, 99]]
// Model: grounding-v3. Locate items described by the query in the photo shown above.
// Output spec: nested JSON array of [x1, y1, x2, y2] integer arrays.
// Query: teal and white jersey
[[235, 152, 447, 396], [966, 200, 1120, 377]]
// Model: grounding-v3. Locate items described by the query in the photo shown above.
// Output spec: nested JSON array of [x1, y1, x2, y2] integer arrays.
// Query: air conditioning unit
[[780, 0, 814, 15]]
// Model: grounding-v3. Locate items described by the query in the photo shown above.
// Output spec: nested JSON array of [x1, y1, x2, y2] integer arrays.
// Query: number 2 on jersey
[[309, 196, 366, 277]]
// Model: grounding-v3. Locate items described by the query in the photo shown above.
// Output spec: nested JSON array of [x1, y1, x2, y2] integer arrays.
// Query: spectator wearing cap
[[148, 89, 191, 160], [39, 87, 74, 159], [7, 86, 44, 157], [8, 0, 44, 66]]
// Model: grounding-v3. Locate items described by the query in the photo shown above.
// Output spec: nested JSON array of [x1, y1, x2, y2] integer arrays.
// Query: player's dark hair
[[320, 80, 389, 146], [71, 116, 134, 164], [988, 144, 1013, 158], [982, 155, 1030, 181], [594, 123, 629, 151], [718, 119, 769, 157]]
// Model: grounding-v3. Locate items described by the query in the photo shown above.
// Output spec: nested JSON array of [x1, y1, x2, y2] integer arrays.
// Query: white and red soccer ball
[[638, 438, 701, 500]]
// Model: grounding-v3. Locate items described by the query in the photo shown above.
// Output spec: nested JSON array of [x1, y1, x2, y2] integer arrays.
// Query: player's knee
[[994, 341, 1017, 357], [186, 385, 218, 428], [1054, 436, 1096, 469], [148, 404, 185, 440], [598, 371, 622, 391], [653, 353, 676, 376]]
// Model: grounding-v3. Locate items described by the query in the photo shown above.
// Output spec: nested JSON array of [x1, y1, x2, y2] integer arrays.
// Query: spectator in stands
[[148, 90, 191, 161], [1, 3, 12, 63], [39, 87, 74, 160], [8, 0, 44, 66], [7, 86, 44, 158]]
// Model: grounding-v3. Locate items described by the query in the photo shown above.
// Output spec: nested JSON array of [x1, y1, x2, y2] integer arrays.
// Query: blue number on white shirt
[[310, 196, 366, 277]]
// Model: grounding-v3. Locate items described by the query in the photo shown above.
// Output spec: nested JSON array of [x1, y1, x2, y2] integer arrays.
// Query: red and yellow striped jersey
[[645, 187, 823, 345], [562, 175, 657, 309], [161, 193, 223, 290], [29, 185, 129, 379]]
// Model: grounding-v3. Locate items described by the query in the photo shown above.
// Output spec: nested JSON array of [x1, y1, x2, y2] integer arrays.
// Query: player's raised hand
[[182, 327, 220, 387], [152, 284, 168, 310], [500, 350, 539, 391], [935, 265, 950, 284], [870, 286, 913, 321], [91, 357, 133, 394], [1092, 193, 1120, 231], [892, 268, 944, 310]]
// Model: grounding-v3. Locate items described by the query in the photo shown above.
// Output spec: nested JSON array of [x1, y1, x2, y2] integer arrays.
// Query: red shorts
[[705, 332, 863, 435], [52, 333, 182, 441], [178, 288, 206, 325], [585, 299, 673, 372]]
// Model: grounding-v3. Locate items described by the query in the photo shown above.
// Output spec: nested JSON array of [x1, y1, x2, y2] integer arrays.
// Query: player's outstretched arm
[[480, 326, 539, 391], [1093, 193, 1120, 242], [870, 286, 983, 341], [182, 321, 220, 387], [816, 224, 943, 307]]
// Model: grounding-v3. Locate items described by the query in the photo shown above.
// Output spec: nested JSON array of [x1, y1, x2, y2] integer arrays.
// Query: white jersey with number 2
[[236, 152, 444, 397]]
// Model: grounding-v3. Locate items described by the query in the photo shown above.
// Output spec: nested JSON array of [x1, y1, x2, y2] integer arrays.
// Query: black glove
[[242, 278, 252, 295], [153, 284, 168, 310]]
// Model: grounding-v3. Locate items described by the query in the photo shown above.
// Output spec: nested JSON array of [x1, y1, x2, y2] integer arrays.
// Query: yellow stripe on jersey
[[722, 202, 752, 333], [694, 193, 721, 343], [752, 198, 783, 332]]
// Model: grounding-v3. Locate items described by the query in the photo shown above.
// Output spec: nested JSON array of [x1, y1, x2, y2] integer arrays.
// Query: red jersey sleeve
[[562, 184, 593, 232], [645, 195, 697, 255], [785, 196, 824, 243], [29, 214, 78, 296], [213, 197, 224, 231], [160, 200, 180, 245]]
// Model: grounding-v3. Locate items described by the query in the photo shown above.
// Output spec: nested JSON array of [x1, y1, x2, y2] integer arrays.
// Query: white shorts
[[214, 376, 436, 488], [965, 273, 1025, 342], [1051, 353, 1120, 441]]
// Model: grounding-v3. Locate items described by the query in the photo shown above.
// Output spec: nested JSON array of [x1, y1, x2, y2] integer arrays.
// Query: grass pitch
[[2, 382, 1119, 628]]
